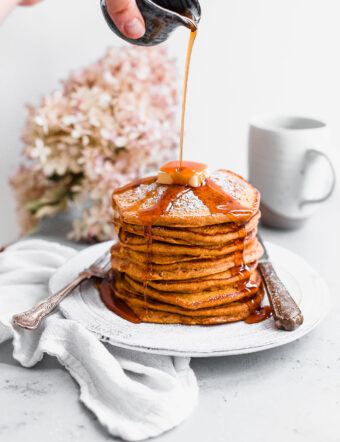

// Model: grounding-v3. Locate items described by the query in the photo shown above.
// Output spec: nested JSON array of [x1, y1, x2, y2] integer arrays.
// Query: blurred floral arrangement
[[11, 46, 179, 242]]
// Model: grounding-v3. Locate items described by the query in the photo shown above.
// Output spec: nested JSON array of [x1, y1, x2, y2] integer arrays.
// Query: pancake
[[112, 170, 260, 227], [113, 279, 262, 316], [114, 271, 261, 309], [117, 229, 257, 264], [111, 238, 263, 281], [115, 211, 261, 246], [128, 262, 258, 293], [116, 286, 265, 325]]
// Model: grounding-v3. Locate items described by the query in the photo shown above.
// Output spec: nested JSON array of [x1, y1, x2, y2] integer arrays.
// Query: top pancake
[[116, 211, 260, 246], [112, 170, 260, 227]]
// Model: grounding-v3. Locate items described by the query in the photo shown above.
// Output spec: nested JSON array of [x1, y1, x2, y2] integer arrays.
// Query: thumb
[[107, 0, 145, 40]]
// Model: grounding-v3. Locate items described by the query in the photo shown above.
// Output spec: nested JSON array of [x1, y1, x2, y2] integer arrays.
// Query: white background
[[1, 0, 340, 244]]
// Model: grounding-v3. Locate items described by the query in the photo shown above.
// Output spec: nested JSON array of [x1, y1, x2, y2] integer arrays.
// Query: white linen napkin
[[0, 240, 198, 441]]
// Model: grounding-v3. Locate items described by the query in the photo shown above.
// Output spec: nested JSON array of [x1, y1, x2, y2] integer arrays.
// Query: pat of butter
[[157, 161, 208, 188]]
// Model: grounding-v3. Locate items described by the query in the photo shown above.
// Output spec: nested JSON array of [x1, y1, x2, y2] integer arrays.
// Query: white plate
[[49, 241, 330, 357]]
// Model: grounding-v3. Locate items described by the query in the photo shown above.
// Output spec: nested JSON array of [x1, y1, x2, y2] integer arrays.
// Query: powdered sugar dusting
[[117, 182, 158, 208], [170, 190, 210, 215], [210, 170, 248, 202], [139, 186, 167, 210]]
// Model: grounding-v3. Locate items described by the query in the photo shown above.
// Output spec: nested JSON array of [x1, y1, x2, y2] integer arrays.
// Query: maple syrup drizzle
[[231, 228, 249, 289], [137, 185, 191, 225], [195, 180, 261, 312], [96, 276, 141, 324], [204, 178, 254, 222], [125, 187, 160, 215], [142, 225, 153, 317], [180, 28, 197, 167], [245, 306, 272, 324]]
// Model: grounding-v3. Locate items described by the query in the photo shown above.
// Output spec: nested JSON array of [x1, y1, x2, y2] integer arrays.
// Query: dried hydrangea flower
[[11, 46, 179, 242]]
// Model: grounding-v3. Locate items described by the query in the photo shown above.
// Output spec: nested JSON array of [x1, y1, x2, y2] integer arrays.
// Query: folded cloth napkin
[[0, 240, 198, 441]]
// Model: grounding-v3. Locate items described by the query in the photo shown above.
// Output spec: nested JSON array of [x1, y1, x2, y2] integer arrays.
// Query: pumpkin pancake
[[117, 229, 257, 264], [115, 211, 260, 246], [114, 271, 261, 309], [113, 286, 265, 325], [128, 262, 258, 293], [112, 170, 260, 227], [111, 239, 263, 281]]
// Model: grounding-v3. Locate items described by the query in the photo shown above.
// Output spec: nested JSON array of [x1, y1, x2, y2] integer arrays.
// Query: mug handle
[[299, 149, 336, 207]]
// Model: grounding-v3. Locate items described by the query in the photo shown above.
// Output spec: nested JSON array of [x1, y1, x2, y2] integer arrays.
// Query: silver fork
[[12, 249, 111, 331]]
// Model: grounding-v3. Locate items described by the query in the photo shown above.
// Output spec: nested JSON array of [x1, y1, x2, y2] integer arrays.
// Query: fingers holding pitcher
[[106, 0, 145, 39]]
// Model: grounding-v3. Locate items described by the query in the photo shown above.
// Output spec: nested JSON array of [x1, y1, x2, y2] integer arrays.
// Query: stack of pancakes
[[110, 170, 264, 325]]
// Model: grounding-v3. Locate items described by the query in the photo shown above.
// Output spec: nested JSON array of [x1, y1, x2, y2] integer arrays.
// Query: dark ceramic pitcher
[[100, 0, 201, 46]]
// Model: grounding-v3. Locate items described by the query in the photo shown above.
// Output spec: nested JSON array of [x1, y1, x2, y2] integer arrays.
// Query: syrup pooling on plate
[[245, 305, 272, 324], [96, 276, 141, 324]]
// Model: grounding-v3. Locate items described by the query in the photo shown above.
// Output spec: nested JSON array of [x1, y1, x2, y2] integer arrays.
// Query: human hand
[[106, 0, 145, 39]]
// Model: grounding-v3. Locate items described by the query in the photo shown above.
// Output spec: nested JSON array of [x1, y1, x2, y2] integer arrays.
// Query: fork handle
[[258, 261, 304, 331], [12, 273, 90, 330]]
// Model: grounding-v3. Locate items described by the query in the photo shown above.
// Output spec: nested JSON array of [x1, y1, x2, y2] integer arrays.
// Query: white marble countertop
[[1, 189, 339, 442]]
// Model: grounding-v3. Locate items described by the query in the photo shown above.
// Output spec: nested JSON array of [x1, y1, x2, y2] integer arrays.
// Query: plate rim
[[50, 240, 331, 358]]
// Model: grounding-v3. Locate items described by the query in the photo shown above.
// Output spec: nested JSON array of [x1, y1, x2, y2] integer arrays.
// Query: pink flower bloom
[[11, 46, 179, 242]]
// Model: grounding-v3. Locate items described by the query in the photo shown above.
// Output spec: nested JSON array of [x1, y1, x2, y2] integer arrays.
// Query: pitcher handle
[[299, 149, 336, 207]]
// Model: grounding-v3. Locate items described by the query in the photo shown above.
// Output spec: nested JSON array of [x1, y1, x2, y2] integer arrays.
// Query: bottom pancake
[[114, 271, 261, 309], [121, 287, 265, 325]]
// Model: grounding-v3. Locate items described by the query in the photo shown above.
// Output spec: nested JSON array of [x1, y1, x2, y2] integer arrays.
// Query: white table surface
[[1, 0, 340, 439], [1, 189, 339, 442]]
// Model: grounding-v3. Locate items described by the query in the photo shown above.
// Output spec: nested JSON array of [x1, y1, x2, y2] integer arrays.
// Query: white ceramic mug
[[248, 115, 336, 229]]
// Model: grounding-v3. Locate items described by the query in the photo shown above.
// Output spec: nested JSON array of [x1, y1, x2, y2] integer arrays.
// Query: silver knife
[[257, 235, 304, 331]]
